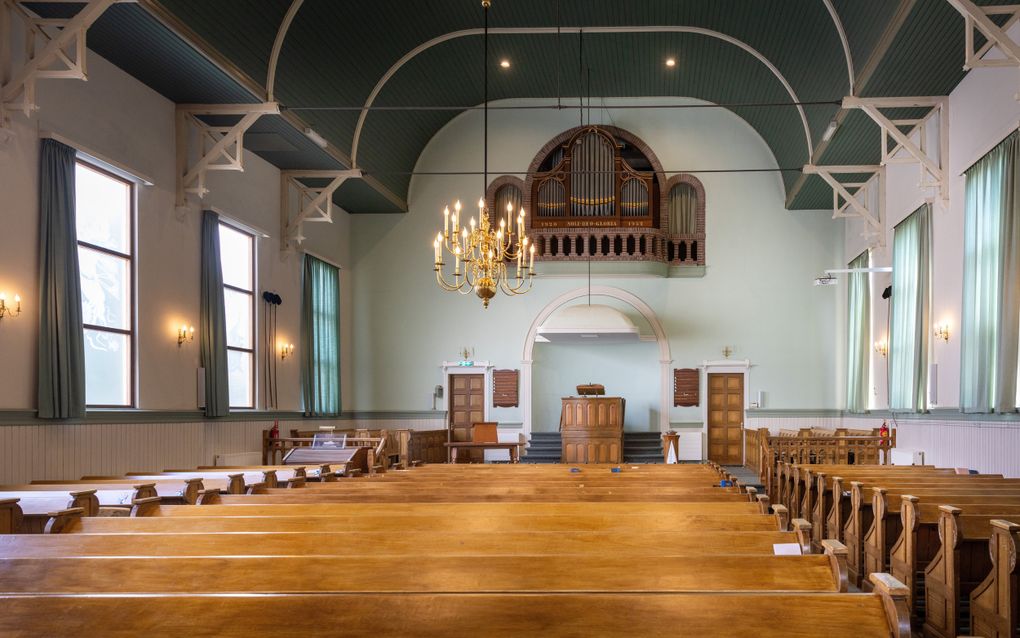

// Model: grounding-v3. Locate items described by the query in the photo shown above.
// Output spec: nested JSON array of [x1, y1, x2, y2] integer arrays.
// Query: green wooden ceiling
[[29, 0, 1018, 212]]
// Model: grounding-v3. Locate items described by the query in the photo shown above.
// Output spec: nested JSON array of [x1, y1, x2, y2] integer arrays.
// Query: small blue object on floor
[[611, 467, 621, 473], [719, 480, 732, 487], [569, 468, 581, 473]]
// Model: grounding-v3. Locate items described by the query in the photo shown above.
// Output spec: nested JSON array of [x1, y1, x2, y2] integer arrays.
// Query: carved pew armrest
[[43, 507, 85, 534], [868, 573, 911, 638], [821, 539, 849, 592], [196, 489, 221, 505], [792, 518, 813, 554], [129, 496, 162, 518], [773, 504, 789, 532]]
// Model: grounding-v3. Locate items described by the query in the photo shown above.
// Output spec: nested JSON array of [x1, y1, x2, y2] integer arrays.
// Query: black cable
[[360, 167, 805, 176], [285, 100, 841, 112]]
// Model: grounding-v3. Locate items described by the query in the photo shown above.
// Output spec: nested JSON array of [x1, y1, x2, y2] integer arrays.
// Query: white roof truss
[[944, 0, 1020, 73], [0, 0, 116, 127], [803, 164, 886, 248], [843, 96, 949, 207], [280, 169, 361, 250], [174, 102, 279, 207]]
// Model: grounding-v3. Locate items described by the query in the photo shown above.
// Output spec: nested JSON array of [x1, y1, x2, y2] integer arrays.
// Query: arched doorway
[[520, 286, 672, 437]]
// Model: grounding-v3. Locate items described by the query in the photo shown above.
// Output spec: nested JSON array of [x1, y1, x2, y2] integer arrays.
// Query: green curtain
[[200, 210, 229, 417], [668, 183, 697, 234], [846, 250, 871, 413], [37, 139, 86, 419], [960, 131, 1020, 413], [301, 254, 341, 416], [888, 204, 932, 412]]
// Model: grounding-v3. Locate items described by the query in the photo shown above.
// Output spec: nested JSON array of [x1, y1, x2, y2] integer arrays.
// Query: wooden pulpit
[[559, 396, 625, 463]]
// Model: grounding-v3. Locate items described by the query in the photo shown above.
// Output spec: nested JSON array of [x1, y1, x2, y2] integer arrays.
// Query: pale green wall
[[350, 98, 844, 419]]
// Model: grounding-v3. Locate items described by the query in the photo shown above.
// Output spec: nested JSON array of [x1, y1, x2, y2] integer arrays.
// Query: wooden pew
[[969, 519, 1020, 638], [799, 465, 999, 526], [0, 499, 21, 533], [0, 527, 817, 558], [783, 464, 949, 519], [207, 490, 753, 504], [864, 489, 1020, 596], [843, 483, 1020, 587], [0, 489, 98, 530], [0, 578, 912, 637], [60, 510, 789, 534], [923, 506, 1020, 638], [0, 544, 851, 594], [19, 479, 202, 505], [889, 497, 1020, 628], [121, 471, 268, 494]]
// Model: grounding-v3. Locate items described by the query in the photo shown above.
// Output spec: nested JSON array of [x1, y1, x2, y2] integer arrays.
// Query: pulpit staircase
[[524, 432, 562, 463], [525, 432, 666, 464], [622, 432, 663, 464]]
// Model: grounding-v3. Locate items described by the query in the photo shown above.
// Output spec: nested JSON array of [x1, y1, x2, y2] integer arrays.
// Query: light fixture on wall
[[934, 322, 950, 342], [0, 292, 21, 324], [665, 57, 677, 68], [280, 342, 295, 360], [177, 324, 194, 347], [431, 0, 535, 309], [874, 339, 888, 358]]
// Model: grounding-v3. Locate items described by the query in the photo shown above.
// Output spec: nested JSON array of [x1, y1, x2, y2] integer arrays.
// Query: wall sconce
[[280, 343, 295, 360], [177, 324, 194, 347], [0, 292, 21, 324], [934, 322, 950, 342], [874, 339, 888, 358]]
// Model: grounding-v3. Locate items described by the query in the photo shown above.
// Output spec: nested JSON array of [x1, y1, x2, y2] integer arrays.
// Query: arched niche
[[520, 286, 672, 436]]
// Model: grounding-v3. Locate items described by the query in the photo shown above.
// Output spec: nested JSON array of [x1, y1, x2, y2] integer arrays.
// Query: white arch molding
[[520, 286, 673, 438]]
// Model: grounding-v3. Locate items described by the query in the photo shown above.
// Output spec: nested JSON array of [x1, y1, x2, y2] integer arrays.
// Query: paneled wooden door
[[449, 374, 485, 462], [707, 373, 744, 464]]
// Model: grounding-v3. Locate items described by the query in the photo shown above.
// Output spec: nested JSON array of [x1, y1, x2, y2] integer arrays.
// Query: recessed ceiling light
[[500, 59, 511, 69], [665, 57, 676, 68]]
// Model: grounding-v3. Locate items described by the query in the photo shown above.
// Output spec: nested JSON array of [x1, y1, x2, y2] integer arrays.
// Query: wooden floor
[[0, 461, 917, 636]]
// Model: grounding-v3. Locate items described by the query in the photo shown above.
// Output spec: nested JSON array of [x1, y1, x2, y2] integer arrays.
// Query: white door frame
[[521, 286, 672, 437]]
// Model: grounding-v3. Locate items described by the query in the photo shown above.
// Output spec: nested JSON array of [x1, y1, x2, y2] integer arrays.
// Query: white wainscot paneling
[[0, 417, 447, 485]]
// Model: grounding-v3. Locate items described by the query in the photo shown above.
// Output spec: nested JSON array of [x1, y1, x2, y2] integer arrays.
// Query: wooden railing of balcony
[[532, 228, 704, 266]]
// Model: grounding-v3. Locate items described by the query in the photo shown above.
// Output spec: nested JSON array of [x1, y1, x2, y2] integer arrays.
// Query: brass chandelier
[[431, 0, 535, 309]]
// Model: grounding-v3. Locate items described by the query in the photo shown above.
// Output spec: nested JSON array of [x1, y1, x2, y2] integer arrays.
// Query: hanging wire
[[285, 100, 840, 112]]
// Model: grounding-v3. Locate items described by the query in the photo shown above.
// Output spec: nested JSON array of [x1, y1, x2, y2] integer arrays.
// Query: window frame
[[218, 220, 257, 410], [75, 159, 137, 409]]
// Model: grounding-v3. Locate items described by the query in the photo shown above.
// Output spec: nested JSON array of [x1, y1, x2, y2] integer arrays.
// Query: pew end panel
[[869, 573, 913, 638], [792, 518, 812, 554], [969, 519, 1020, 638], [822, 538, 850, 593], [42, 508, 85, 534], [0, 498, 23, 534], [129, 497, 162, 518], [889, 495, 921, 622], [773, 504, 789, 532]]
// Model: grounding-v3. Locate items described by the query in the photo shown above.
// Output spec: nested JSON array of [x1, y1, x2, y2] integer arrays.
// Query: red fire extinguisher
[[270, 420, 280, 440], [879, 420, 889, 440]]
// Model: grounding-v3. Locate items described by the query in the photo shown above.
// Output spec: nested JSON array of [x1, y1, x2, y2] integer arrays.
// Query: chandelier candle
[[430, 0, 536, 309]]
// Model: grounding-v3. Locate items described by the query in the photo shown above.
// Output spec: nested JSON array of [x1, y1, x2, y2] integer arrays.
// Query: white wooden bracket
[[803, 164, 886, 247], [0, 0, 115, 129], [280, 169, 361, 249], [843, 96, 949, 207], [175, 102, 279, 207], [945, 1, 1020, 69]]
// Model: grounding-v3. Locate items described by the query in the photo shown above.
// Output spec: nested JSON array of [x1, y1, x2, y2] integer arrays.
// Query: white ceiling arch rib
[[266, 0, 305, 102], [348, 25, 817, 169], [821, 0, 856, 96]]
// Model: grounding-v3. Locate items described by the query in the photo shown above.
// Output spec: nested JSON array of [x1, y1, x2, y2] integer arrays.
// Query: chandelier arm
[[435, 269, 467, 292]]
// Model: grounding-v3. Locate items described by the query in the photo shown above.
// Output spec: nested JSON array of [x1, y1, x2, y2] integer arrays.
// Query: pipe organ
[[532, 127, 657, 228]]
